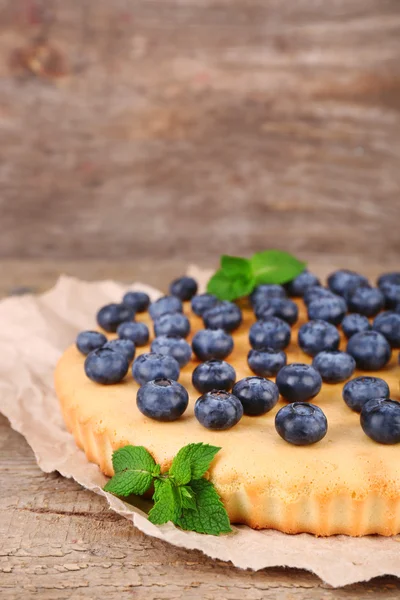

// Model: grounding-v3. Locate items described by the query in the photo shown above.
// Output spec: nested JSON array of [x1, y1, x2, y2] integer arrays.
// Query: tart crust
[[55, 303, 400, 536]]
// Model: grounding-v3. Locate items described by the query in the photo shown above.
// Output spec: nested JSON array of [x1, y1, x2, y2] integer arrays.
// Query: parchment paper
[[0, 266, 399, 588]]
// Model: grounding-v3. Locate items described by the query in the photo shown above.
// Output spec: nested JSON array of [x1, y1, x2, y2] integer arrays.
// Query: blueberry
[[84, 348, 129, 384], [342, 376, 390, 413], [117, 321, 150, 346], [149, 296, 183, 321], [122, 291, 150, 312], [76, 330, 107, 355], [169, 276, 198, 301], [96, 303, 135, 333], [191, 293, 219, 317], [250, 284, 286, 306], [307, 295, 347, 325], [298, 320, 340, 357], [249, 317, 291, 351], [346, 331, 392, 370], [275, 403, 327, 446], [360, 398, 400, 444], [341, 313, 371, 339], [276, 363, 322, 403], [377, 282, 400, 310], [303, 287, 336, 306], [137, 378, 189, 421], [373, 311, 400, 348], [254, 298, 298, 325], [327, 269, 369, 297], [151, 335, 192, 368], [192, 359, 236, 394], [247, 348, 287, 377], [194, 390, 243, 430], [284, 270, 321, 297], [154, 312, 191, 338], [103, 338, 136, 363], [203, 301, 242, 333], [192, 329, 233, 361], [347, 286, 384, 317], [312, 351, 355, 383], [377, 272, 400, 289], [232, 377, 279, 416], [132, 352, 180, 386]]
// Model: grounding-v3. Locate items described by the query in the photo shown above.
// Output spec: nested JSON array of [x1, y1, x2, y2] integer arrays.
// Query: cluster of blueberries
[[76, 269, 400, 446]]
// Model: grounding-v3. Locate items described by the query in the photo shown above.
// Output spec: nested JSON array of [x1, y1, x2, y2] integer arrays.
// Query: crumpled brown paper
[[0, 267, 399, 588]]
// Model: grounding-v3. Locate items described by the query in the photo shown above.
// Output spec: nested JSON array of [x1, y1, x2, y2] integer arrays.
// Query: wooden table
[[1, 259, 400, 599]]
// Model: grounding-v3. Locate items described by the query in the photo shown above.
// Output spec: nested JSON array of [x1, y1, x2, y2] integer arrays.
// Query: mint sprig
[[104, 443, 231, 536], [207, 249, 306, 301]]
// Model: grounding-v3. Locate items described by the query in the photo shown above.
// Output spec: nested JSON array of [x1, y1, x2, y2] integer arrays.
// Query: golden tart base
[[55, 301, 400, 536]]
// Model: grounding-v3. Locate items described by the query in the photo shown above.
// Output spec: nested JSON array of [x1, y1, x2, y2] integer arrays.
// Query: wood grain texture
[[1, 259, 400, 598], [0, 0, 399, 262]]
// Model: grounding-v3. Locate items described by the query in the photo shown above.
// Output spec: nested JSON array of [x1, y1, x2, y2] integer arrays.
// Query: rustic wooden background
[[0, 0, 399, 262]]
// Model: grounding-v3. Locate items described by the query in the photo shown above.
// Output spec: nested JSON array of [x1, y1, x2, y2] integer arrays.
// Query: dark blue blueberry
[[137, 378, 189, 421], [191, 293, 219, 317], [96, 303, 135, 333], [284, 270, 321, 297], [192, 329, 233, 361], [327, 269, 369, 297], [154, 312, 191, 338], [117, 321, 150, 346], [312, 351, 355, 383], [346, 331, 391, 370], [342, 376, 390, 413], [150, 335, 192, 367], [192, 359, 236, 394], [194, 390, 243, 430], [103, 339, 136, 363], [396, 304, 400, 314], [249, 317, 291, 351], [232, 377, 279, 416], [250, 284, 286, 307], [298, 320, 340, 357], [373, 311, 400, 348], [276, 363, 322, 403], [254, 298, 298, 326], [76, 330, 107, 355], [122, 291, 150, 312], [203, 301, 242, 333], [132, 352, 180, 386], [376, 282, 400, 310], [347, 286, 384, 317], [360, 398, 400, 444], [275, 403, 327, 446], [84, 347, 129, 385], [307, 295, 347, 325], [303, 287, 336, 306], [377, 272, 400, 289], [149, 296, 183, 321], [247, 348, 287, 377], [169, 276, 198, 301], [341, 313, 371, 339]]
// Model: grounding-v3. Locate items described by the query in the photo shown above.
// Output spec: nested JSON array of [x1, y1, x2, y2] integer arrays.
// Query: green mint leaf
[[207, 269, 255, 301], [169, 443, 221, 485], [250, 250, 306, 285], [104, 445, 156, 496], [220, 255, 252, 277], [176, 478, 232, 535], [180, 485, 197, 510], [149, 479, 182, 525]]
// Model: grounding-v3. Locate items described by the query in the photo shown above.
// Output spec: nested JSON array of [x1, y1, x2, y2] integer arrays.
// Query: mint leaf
[[104, 445, 156, 496], [250, 250, 306, 285], [207, 269, 255, 301], [180, 485, 197, 510], [177, 478, 232, 535], [220, 255, 252, 277], [170, 443, 220, 485], [149, 479, 182, 525]]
